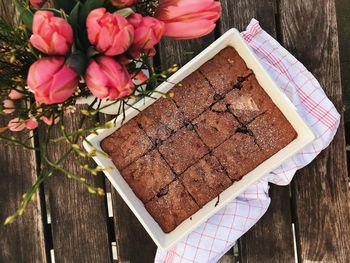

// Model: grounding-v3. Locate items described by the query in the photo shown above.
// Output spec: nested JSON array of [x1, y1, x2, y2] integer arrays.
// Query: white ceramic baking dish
[[83, 28, 315, 251]]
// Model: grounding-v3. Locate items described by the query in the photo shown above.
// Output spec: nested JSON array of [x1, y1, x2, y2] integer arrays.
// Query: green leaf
[[13, 0, 34, 31], [68, 1, 82, 48], [40, 8, 63, 17], [53, 0, 79, 14], [79, 0, 105, 25], [69, 2, 81, 29], [87, 46, 101, 58], [116, 8, 134, 17], [66, 51, 88, 76]]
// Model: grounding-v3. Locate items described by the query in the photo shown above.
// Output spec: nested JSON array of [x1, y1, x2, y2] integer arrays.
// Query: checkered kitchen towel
[[155, 19, 341, 263]]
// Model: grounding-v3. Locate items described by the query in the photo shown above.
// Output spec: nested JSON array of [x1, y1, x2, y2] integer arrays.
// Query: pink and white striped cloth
[[155, 19, 341, 263]]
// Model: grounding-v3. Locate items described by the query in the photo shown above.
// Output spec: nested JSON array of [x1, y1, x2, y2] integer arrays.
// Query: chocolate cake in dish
[[158, 127, 209, 175], [145, 180, 200, 233], [135, 97, 186, 144], [212, 133, 266, 181], [100, 119, 153, 170], [193, 107, 240, 148], [121, 149, 175, 203], [199, 47, 252, 95], [180, 155, 232, 207], [172, 70, 215, 120], [101, 47, 297, 233]]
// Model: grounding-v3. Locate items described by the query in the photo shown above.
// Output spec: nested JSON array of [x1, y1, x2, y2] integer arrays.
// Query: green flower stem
[[0, 134, 39, 150], [50, 124, 110, 143], [82, 137, 111, 159], [42, 155, 103, 195]]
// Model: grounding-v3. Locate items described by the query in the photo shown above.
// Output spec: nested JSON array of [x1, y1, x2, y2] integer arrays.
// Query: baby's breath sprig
[[3, 60, 178, 224], [134, 0, 160, 16], [1, 4, 180, 224]]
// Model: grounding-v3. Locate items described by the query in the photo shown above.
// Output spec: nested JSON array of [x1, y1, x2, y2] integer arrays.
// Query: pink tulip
[[8, 118, 26, 132], [3, 100, 15, 114], [27, 57, 79, 105], [30, 0, 46, 8], [128, 13, 164, 57], [9, 87, 24, 100], [41, 116, 60, 126], [87, 8, 134, 56], [110, 0, 138, 7], [155, 0, 221, 39], [26, 119, 39, 130], [30, 11, 74, 55], [85, 56, 133, 100]]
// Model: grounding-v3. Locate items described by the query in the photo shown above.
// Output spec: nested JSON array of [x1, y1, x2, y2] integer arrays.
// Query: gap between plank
[[50, 249, 55, 263], [107, 192, 114, 217], [33, 128, 54, 263], [111, 241, 118, 261], [292, 223, 298, 263], [97, 113, 118, 262]]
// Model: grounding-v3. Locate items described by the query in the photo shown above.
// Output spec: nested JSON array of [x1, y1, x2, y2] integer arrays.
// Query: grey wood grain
[[217, 254, 235, 263], [158, 35, 215, 68], [0, 4, 47, 263], [335, 0, 350, 122], [279, 0, 350, 261], [42, 108, 111, 263], [0, 121, 47, 263], [219, 0, 277, 33], [239, 186, 295, 263], [220, 1, 296, 262], [110, 182, 157, 263]]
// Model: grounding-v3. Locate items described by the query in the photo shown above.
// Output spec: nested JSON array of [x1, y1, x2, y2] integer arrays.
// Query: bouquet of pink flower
[[0, 0, 221, 223]]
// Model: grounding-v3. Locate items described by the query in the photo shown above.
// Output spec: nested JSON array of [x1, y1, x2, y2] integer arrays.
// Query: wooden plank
[[335, 0, 350, 122], [239, 186, 295, 263], [217, 254, 235, 263], [0, 120, 47, 263], [158, 35, 215, 68], [42, 108, 111, 263], [219, 0, 277, 33], [279, 0, 350, 261], [216, 245, 239, 263], [0, 3, 47, 262], [109, 184, 157, 262], [219, 1, 295, 262]]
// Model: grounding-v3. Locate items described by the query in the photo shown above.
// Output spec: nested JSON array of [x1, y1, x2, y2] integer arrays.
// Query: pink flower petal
[[48, 66, 78, 103], [50, 32, 70, 55], [8, 118, 26, 131], [26, 119, 38, 130], [85, 60, 110, 99], [87, 8, 106, 45], [164, 20, 216, 39], [30, 35, 50, 54], [27, 57, 64, 89]]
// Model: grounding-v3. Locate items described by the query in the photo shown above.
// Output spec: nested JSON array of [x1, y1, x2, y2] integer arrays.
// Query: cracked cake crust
[[158, 127, 209, 175], [121, 149, 176, 203], [144, 180, 199, 233], [199, 47, 252, 95], [180, 155, 232, 207], [101, 119, 153, 169], [134, 97, 186, 144], [172, 70, 215, 121]]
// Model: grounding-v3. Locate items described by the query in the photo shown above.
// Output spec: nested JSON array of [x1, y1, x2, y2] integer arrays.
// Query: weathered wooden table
[[1, 0, 350, 262]]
